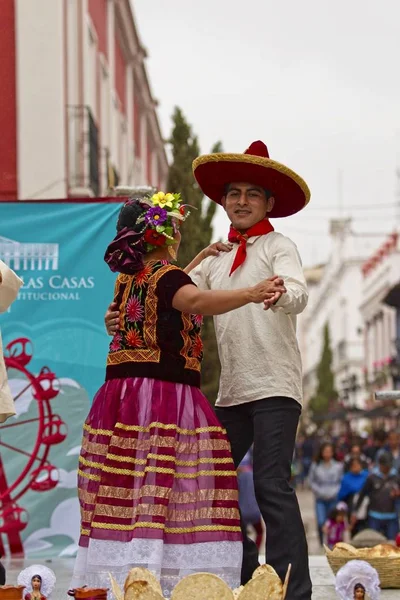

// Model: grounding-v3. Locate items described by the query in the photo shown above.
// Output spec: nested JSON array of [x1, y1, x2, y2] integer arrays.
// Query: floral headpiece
[[104, 190, 191, 275], [137, 191, 190, 251]]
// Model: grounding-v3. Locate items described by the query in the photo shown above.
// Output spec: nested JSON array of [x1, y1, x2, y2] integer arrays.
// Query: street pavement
[[2, 488, 398, 599]]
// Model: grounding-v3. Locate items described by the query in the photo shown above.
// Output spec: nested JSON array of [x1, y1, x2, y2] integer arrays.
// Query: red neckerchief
[[228, 219, 274, 276]]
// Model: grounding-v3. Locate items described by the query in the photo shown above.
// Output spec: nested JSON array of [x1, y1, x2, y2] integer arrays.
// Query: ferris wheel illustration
[[0, 337, 68, 556]]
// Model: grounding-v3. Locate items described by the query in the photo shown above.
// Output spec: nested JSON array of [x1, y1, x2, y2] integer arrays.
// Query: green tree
[[167, 106, 222, 402], [309, 323, 338, 415]]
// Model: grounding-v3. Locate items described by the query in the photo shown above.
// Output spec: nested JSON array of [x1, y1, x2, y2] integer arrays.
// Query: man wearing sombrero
[[188, 141, 312, 600]]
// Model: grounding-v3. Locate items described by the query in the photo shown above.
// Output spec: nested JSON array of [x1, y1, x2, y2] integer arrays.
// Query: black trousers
[[215, 397, 312, 600], [0, 561, 5, 585]]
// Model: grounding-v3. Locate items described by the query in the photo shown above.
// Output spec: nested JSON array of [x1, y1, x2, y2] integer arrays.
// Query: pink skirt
[[71, 377, 242, 597]]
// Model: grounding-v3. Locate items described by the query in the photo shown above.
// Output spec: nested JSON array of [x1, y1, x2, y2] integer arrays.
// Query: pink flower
[[193, 314, 203, 327], [126, 296, 144, 322], [110, 333, 122, 352]]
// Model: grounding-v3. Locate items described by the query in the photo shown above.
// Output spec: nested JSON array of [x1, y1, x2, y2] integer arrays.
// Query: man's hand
[[262, 276, 286, 310], [105, 302, 120, 336], [249, 276, 286, 305], [350, 514, 358, 527], [202, 242, 233, 259]]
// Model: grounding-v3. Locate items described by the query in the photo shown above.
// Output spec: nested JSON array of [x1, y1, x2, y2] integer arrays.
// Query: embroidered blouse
[[106, 261, 203, 387]]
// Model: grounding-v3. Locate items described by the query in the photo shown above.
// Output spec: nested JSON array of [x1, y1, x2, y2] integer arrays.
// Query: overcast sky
[[133, 0, 400, 267]]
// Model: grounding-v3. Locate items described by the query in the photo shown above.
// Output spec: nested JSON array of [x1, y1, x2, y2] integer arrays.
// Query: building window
[[88, 109, 100, 196], [338, 340, 347, 363], [67, 105, 99, 196], [87, 27, 98, 121]]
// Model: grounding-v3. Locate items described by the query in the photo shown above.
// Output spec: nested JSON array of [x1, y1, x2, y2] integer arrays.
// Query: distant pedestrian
[[343, 443, 370, 473], [352, 452, 400, 540], [309, 442, 343, 545], [338, 457, 369, 537], [377, 430, 400, 473], [301, 436, 315, 481], [323, 502, 348, 549], [364, 429, 387, 464]]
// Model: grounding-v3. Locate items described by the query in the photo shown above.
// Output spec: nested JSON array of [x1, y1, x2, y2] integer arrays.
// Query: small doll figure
[[17, 566, 56, 600], [324, 502, 348, 549], [335, 559, 380, 600], [353, 583, 366, 599], [25, 575, 44, 600]]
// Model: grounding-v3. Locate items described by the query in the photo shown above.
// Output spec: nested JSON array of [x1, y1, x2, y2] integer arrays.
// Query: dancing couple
[[72, 141, 312, 600]]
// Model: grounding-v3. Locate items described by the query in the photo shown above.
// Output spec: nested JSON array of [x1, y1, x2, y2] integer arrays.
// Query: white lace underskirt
[[71, 539, 242, 599]]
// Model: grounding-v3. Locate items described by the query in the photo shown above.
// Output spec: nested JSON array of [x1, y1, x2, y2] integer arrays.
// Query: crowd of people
[[294, 430, 400, 547]]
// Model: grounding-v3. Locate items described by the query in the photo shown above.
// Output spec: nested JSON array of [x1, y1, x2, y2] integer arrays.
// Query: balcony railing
[[67, 105, 100, 196]]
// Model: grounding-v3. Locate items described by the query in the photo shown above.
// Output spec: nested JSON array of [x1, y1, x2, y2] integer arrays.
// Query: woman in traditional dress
[[71, 191, 285, 598], [309, 442, 343, 546]]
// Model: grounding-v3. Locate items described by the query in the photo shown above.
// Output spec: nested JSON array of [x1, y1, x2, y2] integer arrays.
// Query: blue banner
[[0, 201, 121, 558]]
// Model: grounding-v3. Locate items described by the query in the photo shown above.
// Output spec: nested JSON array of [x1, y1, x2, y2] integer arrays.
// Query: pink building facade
[[0, 0, 168, 202]]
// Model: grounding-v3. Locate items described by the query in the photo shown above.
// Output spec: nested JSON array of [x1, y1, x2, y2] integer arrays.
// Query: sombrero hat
[[192, 140, 310, 218]]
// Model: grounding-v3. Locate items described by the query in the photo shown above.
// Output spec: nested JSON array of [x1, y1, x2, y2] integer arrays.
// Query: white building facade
[[0, 0, 168, 202], [299, 219, 380, 409], [360, 231, 400, 394]]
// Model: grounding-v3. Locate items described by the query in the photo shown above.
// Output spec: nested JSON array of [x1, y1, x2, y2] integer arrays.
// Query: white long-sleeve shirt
[[0, 260, 23, 423], [190, 232, 308, 407]]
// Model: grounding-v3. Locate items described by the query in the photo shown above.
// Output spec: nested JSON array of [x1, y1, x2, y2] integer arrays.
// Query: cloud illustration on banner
[[8, 377, 82, 418], [24, 498, 80, 556], [58, 468, 78, 489]]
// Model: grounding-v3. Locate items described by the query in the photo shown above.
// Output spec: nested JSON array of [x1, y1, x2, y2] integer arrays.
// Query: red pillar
[[0, 0, 18, 200]]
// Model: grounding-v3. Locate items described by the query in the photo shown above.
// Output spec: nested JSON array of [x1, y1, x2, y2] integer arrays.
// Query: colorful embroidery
[[107, 262, 203, 373], [126, 296, 144, 322]]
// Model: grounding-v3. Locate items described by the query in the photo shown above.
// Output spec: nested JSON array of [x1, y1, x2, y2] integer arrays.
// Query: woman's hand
[[202, 242, 233, 259], [105, 302, 120, 336]]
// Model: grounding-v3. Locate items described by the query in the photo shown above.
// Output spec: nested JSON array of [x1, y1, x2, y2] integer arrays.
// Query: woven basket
[[325, 546, 400, 588]]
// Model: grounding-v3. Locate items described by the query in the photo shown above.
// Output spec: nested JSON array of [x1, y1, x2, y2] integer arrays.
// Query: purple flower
[[145, 206, 168, 226]]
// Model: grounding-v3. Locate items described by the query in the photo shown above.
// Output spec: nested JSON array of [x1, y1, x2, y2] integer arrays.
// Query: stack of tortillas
[[109, 568, 164, 600], [109, 563, 291, 600], [171, 564, 291, 600], [171, 573, 235, 600], [234, 564, 291, 600]]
